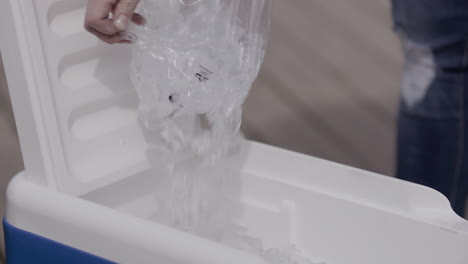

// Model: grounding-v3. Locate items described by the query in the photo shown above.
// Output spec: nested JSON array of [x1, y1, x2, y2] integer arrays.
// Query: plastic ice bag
[[125, 0, 272, 154], [124, 4, 323, 263]]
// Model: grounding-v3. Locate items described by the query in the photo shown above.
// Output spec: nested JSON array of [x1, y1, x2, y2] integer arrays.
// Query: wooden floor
[[0, 52, 23, 259], [243, 0, 401, 176], [0, 0, 404, 256]]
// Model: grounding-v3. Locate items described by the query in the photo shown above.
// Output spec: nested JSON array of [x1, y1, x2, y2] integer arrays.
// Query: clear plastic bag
[[125, 0, 272, 155], [124, 3, 324, 263]]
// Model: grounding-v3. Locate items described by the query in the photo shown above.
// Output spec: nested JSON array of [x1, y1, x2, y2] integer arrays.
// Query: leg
[[452, 69, 468, 216], [392, 0, 468, 217], [396, 37, 468, 217]]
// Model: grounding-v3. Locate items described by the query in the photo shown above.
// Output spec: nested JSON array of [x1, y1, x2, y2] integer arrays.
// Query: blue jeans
[[392, 0, 468, 217]]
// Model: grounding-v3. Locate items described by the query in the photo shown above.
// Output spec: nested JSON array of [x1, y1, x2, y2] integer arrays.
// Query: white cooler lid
[[0, 0, 150, 195]]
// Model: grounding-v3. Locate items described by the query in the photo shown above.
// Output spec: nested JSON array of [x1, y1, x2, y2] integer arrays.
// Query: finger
[[84, 0, 119, 33], [88, 19, 120, 35], [86, 26, 123, 44], [113, 0, 140, 30], [131, 12, 146, 26]]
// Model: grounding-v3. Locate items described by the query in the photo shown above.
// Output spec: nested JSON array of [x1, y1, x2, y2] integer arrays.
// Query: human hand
[[84, 0, 144, 44]]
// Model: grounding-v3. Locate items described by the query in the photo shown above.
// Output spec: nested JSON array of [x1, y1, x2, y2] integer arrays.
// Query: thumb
[[113, 0, 140, 31]]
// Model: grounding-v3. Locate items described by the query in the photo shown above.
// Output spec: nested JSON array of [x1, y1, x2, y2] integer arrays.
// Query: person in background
[[84, 0, 141, 44], [392, 0, 468, 217]]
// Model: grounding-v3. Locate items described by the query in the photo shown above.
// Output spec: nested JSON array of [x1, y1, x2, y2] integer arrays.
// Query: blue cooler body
[[3, 219, 115, 264]]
